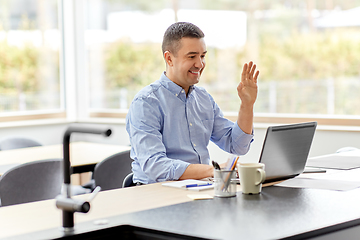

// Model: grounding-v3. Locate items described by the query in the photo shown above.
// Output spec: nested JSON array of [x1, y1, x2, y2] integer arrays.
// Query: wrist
[[208, 165, 215, 178], [240, 103, 254, 113]]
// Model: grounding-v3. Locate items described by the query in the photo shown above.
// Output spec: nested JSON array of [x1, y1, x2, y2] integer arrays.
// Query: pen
[[212, 160, 221, 170], [185, 183, 212, 188], [222, 156, 239, 191]]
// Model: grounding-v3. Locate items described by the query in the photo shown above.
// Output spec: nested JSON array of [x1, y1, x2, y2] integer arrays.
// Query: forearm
[[179, 164, 214, 180], [236, 61, 258, 135], [237, 103, 254, 135]]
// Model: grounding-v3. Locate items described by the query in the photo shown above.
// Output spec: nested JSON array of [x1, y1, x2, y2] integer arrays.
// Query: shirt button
[[181, 90, 184, 93], [175, 94, 178, 96], [193, 144, 196, 147], [189, 123, 192, 126]]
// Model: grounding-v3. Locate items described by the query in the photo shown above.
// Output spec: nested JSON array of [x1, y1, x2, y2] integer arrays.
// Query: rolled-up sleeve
[[231, 122, 254, 155], [126, 97, 190, 183]]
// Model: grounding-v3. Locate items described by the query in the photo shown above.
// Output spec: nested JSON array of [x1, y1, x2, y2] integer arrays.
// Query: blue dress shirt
[[126, 72, 254, 184]]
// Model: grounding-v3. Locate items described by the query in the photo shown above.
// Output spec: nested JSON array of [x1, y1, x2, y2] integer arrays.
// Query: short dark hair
[[162, 22, 205, 56]]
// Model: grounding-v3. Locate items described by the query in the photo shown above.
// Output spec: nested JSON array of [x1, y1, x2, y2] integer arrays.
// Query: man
[[126, 22, 259, 185]]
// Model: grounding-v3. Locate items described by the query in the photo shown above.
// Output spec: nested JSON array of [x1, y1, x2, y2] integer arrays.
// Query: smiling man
[[126, 22, 259, 185]]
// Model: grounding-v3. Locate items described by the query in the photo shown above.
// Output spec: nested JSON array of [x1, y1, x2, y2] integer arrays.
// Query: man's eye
[[189, 56, 195, 58]]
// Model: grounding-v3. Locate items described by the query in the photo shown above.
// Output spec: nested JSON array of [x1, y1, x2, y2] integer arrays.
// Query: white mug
[[238, 163, 266, 195]]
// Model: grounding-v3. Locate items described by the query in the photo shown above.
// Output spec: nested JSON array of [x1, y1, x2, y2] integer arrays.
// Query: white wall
[[0, 121, 130, 147], [1, 122, 359, 164], [0, 123, 69, 146]]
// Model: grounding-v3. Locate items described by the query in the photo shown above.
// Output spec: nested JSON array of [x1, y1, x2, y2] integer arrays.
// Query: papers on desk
[[275, 168, 360, 191], [306, 149, 360, 170], [187, 194, 213, 200], [162, 179, 214, 191]]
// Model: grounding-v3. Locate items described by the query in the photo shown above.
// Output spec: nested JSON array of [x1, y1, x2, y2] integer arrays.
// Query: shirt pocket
[[200, 119, 214, 141]]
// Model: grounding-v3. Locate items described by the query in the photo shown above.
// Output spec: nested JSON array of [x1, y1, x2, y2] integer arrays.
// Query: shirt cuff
[[233, 122, 254, 145], [172, 161, 191, 180]]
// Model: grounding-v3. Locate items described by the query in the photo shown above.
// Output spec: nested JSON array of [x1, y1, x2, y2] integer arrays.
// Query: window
[[83, 0, 167, 114], [0, 0, 64, 121], [5, 0, 357, 126], [83, 0, 360, 125]]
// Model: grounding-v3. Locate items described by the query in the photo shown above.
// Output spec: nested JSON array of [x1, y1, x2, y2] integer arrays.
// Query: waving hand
[[237, 61, 259, 106]]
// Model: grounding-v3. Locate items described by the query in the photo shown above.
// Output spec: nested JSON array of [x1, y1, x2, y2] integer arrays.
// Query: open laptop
[[259, 122, 317, 183]]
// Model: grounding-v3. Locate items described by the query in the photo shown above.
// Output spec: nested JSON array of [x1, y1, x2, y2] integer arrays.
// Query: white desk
[[0, 182, 200, 239]]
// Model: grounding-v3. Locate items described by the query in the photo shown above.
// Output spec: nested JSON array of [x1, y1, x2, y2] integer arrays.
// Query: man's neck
[[165, 71, 190, 95]]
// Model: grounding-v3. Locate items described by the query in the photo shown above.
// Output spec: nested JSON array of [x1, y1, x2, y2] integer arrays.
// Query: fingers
[[241, 63, 248, 82], [242, 61, 259, 83], [248, 61, 253, 76], [246, 61, 253, 81], [254, 70, 260, 83], [249, 63, 256, 79]]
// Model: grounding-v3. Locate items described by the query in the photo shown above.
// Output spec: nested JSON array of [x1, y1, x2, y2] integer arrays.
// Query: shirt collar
[[188, 85, 195, 95], [160, 72, 195, 97]]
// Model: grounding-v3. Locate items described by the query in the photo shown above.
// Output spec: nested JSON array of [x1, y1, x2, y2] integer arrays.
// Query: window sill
[[1, 110, 359, 132], [90, 110, 360, 132], [225, 112, 360, 129], [0, 111, 68, 128]]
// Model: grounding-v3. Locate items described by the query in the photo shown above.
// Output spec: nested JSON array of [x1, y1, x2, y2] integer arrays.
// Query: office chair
[[122, 172, 136, 188], [0, 137, 42, 151], [0, 159, 90, 207], [0, 159, 63, 206], [91, 150, 133, 191]]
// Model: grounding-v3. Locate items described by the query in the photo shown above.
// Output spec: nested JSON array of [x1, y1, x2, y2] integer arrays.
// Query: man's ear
[[164, 51, 173, 67]]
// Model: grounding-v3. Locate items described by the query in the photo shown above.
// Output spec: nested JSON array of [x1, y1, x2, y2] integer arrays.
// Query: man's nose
[[195, 56, 204, 69]]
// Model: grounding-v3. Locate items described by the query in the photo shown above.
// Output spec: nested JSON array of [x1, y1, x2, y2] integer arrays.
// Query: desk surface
[[0, 182, 199, 239], [0, 142, 131, 175], [1, 180, 360, 240]]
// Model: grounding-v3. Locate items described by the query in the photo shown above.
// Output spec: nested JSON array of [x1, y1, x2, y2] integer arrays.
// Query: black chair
[[90, 150, 133, 191], [0, 137, 42, 151], [0, 159, 62, 206], [122, 172, 136, 188]]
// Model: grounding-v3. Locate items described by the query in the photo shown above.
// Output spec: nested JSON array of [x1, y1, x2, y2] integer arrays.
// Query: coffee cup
[[237, 163, 266, 195]]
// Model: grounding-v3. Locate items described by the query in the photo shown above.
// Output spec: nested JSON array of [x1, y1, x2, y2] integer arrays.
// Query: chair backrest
[[0, 137, 42, 151], [0, 159, 63, 206], [122, 172, 135, 188], [93, 150, 132, 191]]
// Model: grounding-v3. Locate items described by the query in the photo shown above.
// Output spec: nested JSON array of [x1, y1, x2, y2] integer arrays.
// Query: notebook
[[258, 122, 317, 183], [162, 179, 214, 191]]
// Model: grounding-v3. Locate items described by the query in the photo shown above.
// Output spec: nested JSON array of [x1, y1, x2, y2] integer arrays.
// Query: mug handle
[[255, 169, 266, 185]]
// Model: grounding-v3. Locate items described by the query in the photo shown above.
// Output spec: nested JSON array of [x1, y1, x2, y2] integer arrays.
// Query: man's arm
[[179, 164, 214, 180], [237, 61, 259, 134]]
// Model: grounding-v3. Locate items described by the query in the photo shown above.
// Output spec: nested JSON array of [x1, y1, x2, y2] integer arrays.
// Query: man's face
[[166, 37, 207, 92]]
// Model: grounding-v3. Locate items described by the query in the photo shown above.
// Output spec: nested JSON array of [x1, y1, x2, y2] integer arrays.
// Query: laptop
[[259, 122, 317, 183]]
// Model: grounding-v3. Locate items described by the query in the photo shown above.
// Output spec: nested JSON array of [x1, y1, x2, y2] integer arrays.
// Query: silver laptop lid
[[259, 122, 317, 183]]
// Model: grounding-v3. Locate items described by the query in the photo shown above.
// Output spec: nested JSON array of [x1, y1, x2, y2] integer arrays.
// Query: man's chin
[[193, 79, 200, 85], [187, 75, 201, 84]]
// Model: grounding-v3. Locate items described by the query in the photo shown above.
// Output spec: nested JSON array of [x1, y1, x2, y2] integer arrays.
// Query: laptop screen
[[259, 122, 317, 183]]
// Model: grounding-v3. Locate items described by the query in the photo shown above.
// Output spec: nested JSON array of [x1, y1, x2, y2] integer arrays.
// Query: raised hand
[[237, 61, 259, 106]]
